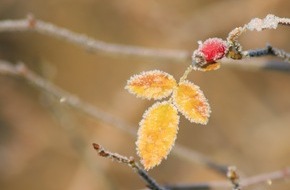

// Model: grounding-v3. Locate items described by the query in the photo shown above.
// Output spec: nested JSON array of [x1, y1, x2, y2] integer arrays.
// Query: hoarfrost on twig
[[246, 14, 290, 32]]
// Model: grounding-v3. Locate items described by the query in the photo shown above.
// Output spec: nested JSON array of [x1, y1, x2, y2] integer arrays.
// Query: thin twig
[[93, 143, 166, 190], [226, 14, 290, 64], [0, 60, 137, 136], [0, 16, 290, 71], [173, 145, 228, 175], [245, 45, 275, 58], [93, 143, 290, 190], [227, 14, 290, 43], [244, 45, 290, 62], [0, 15, 190, 61], [47, 99, 115, 188], [164, 167, 290, 190], [0, 60, 226, 173], [246, 14, 290, 32]]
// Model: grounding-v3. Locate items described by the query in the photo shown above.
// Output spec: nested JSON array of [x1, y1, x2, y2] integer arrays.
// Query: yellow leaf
[[125, 70, 177, 100], [173, 80, 210, 124], [137, 101, 179, 170]]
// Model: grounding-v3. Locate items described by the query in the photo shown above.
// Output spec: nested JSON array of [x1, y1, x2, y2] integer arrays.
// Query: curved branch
[[164, 167, 290, 190], [0, 16, 290, 71], [0, 15, 190, 61], [245, 45, 290, 62], [0, 60, 226, 174], [93, 143, 166, 190]]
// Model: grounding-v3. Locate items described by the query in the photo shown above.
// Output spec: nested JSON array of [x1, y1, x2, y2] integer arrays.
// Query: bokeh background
[[0, 0, 290, 189]]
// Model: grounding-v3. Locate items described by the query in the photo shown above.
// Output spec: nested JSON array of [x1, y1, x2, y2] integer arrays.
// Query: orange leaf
[[194, 62, 221, 71], [173, 80, 210, 124], [125, 70, 177, 100], [201, 62, 221, 71], [137, 101, 179, 170]]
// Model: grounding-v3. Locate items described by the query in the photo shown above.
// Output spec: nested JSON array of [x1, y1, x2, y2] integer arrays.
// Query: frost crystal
[[246, 14, 279, 31]]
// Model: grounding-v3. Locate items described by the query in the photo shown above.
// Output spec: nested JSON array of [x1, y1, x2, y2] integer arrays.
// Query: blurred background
[[0, 0, 290, 189]]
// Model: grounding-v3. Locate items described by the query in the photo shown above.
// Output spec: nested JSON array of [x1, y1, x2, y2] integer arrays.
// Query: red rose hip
[[199, 38, 227, 63]]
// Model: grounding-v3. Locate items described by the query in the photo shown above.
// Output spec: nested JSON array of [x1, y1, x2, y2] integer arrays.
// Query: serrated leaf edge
[[173, 80, 211, 125], [136, 101, 179, 170], [125, 70, 177, 100]]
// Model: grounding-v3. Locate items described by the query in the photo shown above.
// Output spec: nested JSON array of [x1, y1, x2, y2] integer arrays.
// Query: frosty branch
[[164, 166, 290, 190], [226, 14, 290, 62], [0, 60, 223, 189], [0, 15, 289, 70], [94, 143, 290, 190], [0, 60, 226, 173], [0, 15, 189, 61], [93, 143, 165, 190]]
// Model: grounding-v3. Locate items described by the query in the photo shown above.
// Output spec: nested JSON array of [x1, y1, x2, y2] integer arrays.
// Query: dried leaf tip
[[137, 101, 179, 170], [125, 70, 177, 100], [173, 80, 210, 125]]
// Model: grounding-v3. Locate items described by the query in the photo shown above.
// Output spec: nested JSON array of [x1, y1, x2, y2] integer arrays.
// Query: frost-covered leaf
[[125, 70, 177, 100], [173, 80, 210, 124], [137, 101, 179, 170]]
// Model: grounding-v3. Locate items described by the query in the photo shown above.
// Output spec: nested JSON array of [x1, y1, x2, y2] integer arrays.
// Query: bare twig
[[173, 144, 228, 175], [227, 14, 290, 43], [0, 60, 226, 173], [244, 45, 290, 62], [0, 16, 290, 71], [93, 143, 290, 190], [93, 143, 166, 190], [164, 167, 290, 190], [0, 60, 137, 136], [0, 15, 190, 61], [246, 14, 290, 31], [226, 14, 290, 64]]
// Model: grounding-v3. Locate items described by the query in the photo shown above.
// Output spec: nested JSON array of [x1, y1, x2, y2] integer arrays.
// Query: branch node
[[227, 166, 241, 190], [15, 62, 28, 76], [26, 13, 36, 29], [92, 143, 166, 190]]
